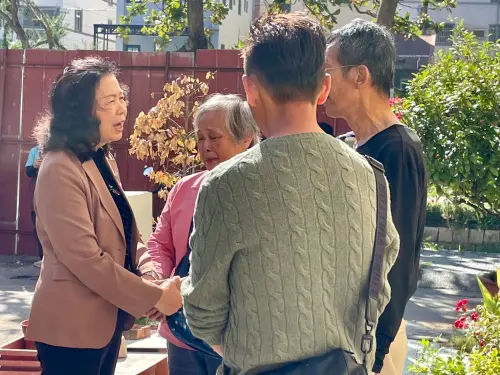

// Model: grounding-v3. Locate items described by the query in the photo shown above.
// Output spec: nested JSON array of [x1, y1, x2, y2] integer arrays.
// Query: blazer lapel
[[82, 160, 126, 244], [105, 158, 141, 269]]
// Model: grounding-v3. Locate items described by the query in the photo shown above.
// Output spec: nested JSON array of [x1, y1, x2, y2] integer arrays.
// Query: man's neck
[[344, 94, 401, 143], [264, 102, 323, 138]]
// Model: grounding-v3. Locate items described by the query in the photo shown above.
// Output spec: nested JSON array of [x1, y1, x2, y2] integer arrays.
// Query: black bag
[[165, 221, 221, 359], [225, 156, 388, 375]]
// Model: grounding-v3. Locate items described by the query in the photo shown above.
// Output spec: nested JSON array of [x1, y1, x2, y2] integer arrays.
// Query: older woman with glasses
[[146, 94, 260, 375], [25, 56, 182, 375]]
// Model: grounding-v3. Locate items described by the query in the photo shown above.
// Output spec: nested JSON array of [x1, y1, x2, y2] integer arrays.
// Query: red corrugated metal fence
[[0, 49, 349, 256]]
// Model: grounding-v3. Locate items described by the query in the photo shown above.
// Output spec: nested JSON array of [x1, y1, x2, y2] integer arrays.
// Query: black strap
[[174, 219, 194, 278], [361, 156, 388, 365]]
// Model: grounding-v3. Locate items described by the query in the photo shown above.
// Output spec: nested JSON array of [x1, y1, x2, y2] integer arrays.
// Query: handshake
[[145, 275, 184, 322]]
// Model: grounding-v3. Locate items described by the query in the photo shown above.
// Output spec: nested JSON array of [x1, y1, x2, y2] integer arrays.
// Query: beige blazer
[[25, 150, 162, 349]]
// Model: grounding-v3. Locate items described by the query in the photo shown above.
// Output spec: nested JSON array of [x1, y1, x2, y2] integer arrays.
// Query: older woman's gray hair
[[193, 94, 260, 146]]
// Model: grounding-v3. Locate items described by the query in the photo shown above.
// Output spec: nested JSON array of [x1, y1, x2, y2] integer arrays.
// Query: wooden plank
[[0, 359, 41, 370], [126, 333, 167, 353], [0, 349, 38, 360], [0, 371, 40, 375], [0, 338, 24, 350], [115, 352, 168, 375]]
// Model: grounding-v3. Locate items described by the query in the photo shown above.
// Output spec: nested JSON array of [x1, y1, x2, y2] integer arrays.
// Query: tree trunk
[[1, 20, 8, 49], [186, 0, 208, 51], [26, 0, 55, 49], [9, 0, 30, 49], [420, 0, 429, 35], [376, 0, 399, 29]]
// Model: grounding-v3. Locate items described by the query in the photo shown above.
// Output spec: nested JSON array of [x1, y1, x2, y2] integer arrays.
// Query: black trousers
[[35, 312, 124, 375], [168, 342, 222, 375], [31, 210, 43, 260]]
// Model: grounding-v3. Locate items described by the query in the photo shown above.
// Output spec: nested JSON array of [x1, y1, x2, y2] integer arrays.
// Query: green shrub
[[398, 21, 500, 220], [426, 197, 500, 230]]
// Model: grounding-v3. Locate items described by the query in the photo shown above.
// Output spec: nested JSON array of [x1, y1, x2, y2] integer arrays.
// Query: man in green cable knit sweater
[[181, 13, 400, 375]]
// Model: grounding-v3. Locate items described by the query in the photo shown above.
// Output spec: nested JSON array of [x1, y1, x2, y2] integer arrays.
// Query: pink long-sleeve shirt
[[147, 170, 208, 349]]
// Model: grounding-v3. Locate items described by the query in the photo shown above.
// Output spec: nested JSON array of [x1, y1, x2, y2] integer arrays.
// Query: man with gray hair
[[324, 19, 428, 375]]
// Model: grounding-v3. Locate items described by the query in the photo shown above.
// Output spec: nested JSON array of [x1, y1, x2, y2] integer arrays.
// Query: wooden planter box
[[0, 336, 41, 374], [1, 336, 168, 375], [123, 325, 152, 340]]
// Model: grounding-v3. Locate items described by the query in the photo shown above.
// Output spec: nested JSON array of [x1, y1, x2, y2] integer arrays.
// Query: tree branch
[[25, 0, 55, 49], [0, 9, 14, 29], [376, 0, 399, 29], [352, 4, 377, 17]]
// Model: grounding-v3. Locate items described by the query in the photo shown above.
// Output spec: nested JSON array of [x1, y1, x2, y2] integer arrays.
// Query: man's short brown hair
[[241, 12, 326, 104]]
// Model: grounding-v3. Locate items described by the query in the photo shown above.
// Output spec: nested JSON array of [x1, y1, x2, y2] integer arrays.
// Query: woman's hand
[[145, 307, 165, 322], [154, 276, 183, 316]]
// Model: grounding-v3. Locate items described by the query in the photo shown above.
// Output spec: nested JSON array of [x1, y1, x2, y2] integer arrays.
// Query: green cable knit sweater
[[181, 133, 400, 375]]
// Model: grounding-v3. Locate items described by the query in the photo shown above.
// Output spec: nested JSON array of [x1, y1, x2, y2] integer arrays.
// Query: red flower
[[454, 315, 469, 329], [480, 340, 485, 347], [388, 98, 402, 107], [456, 299, 469, 312], [470, 311, 479, 321]]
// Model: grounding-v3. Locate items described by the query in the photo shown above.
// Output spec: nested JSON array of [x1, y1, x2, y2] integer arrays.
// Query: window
[[108, 19, 113, 25], [124, 44, 141, 52], [436, 23, 454, 46], [473, 29, 485, 39], [244, 0, 248, 12], [74, 9, 83, 32], [238, 0, 241, 14], [489, 25, 500, 42], [229, 0, 232, 10], [221, 44, 226, 49], [22, 7, 60, 29]]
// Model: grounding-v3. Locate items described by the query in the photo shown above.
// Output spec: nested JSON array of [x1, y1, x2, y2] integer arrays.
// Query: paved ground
[[0, 249, 498, 374]]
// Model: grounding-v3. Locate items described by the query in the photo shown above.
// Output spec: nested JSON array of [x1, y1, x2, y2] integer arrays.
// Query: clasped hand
[[145, 276, 183, 322]]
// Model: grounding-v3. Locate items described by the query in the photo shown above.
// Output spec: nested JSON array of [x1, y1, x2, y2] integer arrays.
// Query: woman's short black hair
[[34, 56, 119, 161]]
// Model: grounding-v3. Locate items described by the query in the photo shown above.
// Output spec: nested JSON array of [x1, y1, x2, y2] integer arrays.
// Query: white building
[[399, 0, 500, 49], [13, 0, 117, 50], [258, 0, 500, 45], [115, 0, 254, 52]]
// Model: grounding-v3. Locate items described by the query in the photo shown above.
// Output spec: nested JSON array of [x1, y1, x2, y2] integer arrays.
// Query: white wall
[[218, 0, 254, 48], [400, 0, 500, 32], [62, 0, 117, 50], [13, 0, 117, 50], [257, 2, 372, 30], [116, 0, 254, 51], [400, 0, 500, 51]]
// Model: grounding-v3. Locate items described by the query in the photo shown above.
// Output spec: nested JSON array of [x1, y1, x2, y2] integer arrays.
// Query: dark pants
[[31, 210, 43, 260], [35, 313, 124, 375], [168, 342, 222, 375]]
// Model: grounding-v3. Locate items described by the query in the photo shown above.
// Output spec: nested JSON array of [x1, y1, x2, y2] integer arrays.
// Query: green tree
[[399, 22, 500, 218], [119, 0, 228, 51], [0, 0, 67, 49], [265, 0, 456, 37], [120, 0, 455, 52]]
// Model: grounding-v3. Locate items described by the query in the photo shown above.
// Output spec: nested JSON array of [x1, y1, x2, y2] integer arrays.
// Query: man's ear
[[317, 73, 332, 106], [354, 65, 370, 89], [243, 74, 259, 107]]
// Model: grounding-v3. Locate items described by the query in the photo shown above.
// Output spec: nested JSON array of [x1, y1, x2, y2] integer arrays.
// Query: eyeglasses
[[325, 64, 358, 73]]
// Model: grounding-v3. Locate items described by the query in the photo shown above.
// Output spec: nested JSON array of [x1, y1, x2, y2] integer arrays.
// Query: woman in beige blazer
[[25, 56, 181, 375]]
